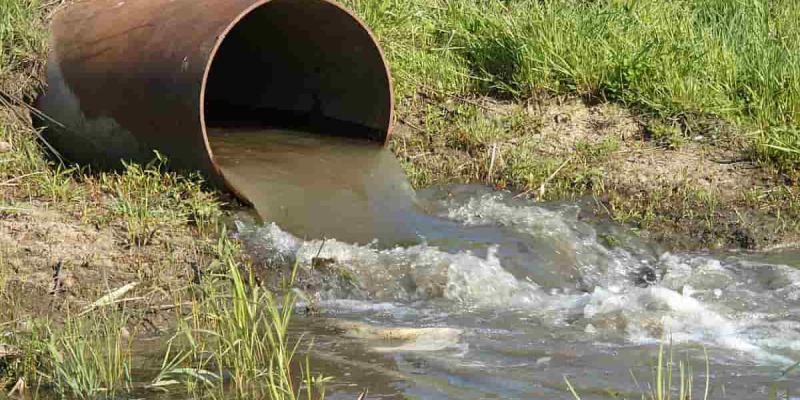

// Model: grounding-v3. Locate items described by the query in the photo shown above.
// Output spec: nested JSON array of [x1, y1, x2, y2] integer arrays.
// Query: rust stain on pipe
[[36, 0, 393, 201]]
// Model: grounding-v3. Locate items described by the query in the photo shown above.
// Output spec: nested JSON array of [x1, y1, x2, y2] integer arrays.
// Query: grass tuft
[[567, 342, 711, 400], [42, 311, 133, 399], [154, 257, 328, 399], [1, 310, 133, 399], [0, 0, 47, 96], [98, 153, 222, 246]]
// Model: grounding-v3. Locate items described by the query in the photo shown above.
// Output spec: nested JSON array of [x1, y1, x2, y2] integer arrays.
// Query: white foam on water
[[442, 246, 542, 307], [235, 188, 800, 367], [237, 218, 543, 307], [442, 192, 649, 290], [574, 285, 792, 363]]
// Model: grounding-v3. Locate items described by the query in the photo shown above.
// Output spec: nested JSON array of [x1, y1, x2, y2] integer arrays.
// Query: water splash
[[236, 186, 800, 371]]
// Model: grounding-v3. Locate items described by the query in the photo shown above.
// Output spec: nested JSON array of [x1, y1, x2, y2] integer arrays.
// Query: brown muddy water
[[209, 128, 421, 245], [212, 129, 800, 399]]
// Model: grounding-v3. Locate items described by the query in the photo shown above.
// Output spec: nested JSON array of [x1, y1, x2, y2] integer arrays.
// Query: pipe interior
[[203, 0, 391, 143]]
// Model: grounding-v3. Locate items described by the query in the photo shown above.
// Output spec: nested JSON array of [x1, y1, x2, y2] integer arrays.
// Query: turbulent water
[[215, 129, 800, 399]]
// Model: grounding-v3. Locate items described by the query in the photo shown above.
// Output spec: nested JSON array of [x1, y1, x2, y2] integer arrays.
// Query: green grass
[[42, 311, 133, 398], [140, 246, 328, 399], [1, 0, 71, 209], [1, 310, 133, 399], [346, 0, 800, 167], [171, 261, 327, 399], [98, 153, 222, 246], [567, 343, 710, 400], [0, 0, 46, 96]]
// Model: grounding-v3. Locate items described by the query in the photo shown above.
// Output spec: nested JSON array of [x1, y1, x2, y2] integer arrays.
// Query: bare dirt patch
[[0, 205, 197, 324]]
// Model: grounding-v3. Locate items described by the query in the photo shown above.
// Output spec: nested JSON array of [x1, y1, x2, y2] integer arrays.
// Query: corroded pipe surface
[[37, 0, 393, 198]]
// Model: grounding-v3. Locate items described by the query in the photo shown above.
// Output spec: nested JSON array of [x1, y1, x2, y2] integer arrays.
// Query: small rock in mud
[[633, 265, 659, 287], [0, 141, 12, 153], [732, 227, 757, 249], [312, 257, 336, 270]]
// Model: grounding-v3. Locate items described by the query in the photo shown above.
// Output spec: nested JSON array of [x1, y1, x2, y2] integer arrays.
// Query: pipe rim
[[198, 0, 395, 201]]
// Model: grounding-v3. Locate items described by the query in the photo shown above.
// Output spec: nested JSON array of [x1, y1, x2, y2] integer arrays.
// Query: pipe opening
[[203, 0, 392, 144]]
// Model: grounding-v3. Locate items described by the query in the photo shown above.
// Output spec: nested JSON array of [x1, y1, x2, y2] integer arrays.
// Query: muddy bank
[[1, 206, 191, 325], [391, 95, 800, 251], [0, 102, 239, 329]]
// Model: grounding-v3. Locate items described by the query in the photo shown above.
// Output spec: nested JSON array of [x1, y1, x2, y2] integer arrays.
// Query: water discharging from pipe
[[201, 1, 401, 241], [208, 128, 422, 245]]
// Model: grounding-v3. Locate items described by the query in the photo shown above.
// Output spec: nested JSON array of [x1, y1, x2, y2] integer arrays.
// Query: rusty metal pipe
[[36, 0, 393, 199]]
